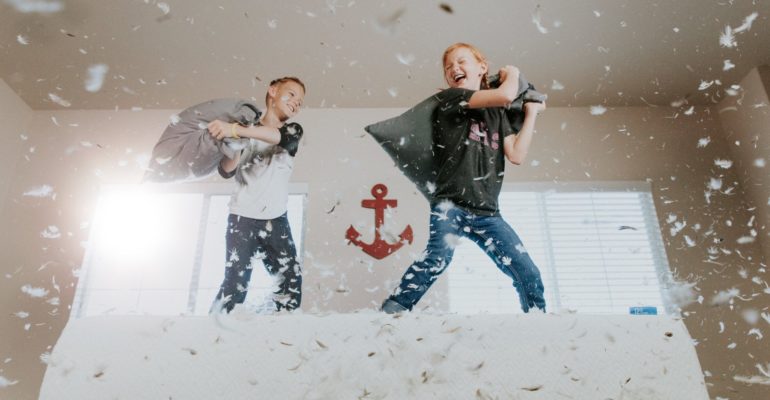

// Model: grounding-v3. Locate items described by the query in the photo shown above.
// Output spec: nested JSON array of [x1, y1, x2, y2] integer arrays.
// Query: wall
[[0, 78, 32, 235], [716, 66, 770, 267], [522, 105, 769, 399], [0, 102, 768, 399], [0, 78, 33, 398]]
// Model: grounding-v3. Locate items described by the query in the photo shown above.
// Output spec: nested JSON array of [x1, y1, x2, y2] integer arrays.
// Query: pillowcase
[[488, 73, 547, 133], [365, 74, 545, 201], [364, 93, 441, 200], [143, 99, 261, 182]]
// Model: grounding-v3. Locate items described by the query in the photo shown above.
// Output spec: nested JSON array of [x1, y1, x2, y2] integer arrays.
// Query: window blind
[[448, 183, 671, 315]]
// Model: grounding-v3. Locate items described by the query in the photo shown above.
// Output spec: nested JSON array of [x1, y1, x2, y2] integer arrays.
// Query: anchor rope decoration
[[345, 183, 413, 259]]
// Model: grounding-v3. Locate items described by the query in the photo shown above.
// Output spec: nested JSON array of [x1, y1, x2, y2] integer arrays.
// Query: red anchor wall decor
[[346, 184, 413, 260]]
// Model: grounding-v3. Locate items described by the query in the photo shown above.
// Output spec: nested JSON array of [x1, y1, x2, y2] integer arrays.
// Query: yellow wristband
[[231, 123, 240, 139]]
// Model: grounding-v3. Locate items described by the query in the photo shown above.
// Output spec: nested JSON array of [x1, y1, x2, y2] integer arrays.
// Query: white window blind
[[448, 182, 671, 315], [73, 184, 306, 318]]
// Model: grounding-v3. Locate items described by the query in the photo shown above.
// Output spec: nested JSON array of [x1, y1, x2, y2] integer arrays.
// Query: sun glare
[[90, 190, 172, 258]]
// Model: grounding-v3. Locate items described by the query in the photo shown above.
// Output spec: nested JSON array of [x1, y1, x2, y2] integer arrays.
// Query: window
[[72, 183, 306, 318], [448, 182, 672, 315]]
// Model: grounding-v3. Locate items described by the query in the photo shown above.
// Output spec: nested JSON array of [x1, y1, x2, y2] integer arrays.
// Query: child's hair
[[442, 43, 490, 89], [265, 76, 306, 106]]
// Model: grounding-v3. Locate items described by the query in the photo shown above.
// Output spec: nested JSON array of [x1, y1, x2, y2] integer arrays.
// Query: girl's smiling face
[[443, 46, 488, 90]]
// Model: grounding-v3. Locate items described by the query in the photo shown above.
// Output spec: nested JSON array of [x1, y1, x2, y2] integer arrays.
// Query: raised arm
[[208, 120, 280, 145], [467, 65, 520, 109], [503, 101, 546, 165], [218, 150, 240, 177]]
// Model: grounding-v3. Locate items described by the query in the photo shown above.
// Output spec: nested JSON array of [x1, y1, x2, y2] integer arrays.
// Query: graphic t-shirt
[[432, 88, 515, 216], [221, 124, 303, 220]]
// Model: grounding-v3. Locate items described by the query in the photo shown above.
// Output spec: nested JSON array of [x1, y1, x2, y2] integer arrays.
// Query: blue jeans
[[212, 213, 302, 312], [384, 202, 546, 313]]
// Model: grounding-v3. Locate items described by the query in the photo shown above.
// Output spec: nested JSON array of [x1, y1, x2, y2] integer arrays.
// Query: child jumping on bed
[[380, 43, 547, 313], [208, 77, 306, 313]]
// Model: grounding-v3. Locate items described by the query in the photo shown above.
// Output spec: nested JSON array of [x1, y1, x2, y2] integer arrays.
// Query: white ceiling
[[1, 0, 769, 110]]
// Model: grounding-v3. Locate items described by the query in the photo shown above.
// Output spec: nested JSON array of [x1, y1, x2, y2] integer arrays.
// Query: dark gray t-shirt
[[432, 88, 515, 216]]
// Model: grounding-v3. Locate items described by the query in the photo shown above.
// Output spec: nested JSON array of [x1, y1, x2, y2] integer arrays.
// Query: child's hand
[[207, 120, 236, 140], [524, 101, 546, 115], [498, 65, 520, 83]]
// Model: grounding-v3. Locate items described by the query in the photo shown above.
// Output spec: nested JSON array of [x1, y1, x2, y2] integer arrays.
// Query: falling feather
[[6, 0, 63, 13], [85, 64, 109, 92], [21, 285, 48, 298], [531, 5, 548, 34], [23, 185, 54, 198], [590, 105, 607, 115], [0, 375, 19, 388], [48, 93, 71, 107], [710, 288, 739, 306]]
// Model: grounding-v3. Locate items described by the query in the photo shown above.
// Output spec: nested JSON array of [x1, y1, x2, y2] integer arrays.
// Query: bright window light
[[73, 184, 306, 317]]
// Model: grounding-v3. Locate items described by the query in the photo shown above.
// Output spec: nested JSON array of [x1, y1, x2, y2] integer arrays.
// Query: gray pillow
[[364, 74, 545, 201], [143, 99, 261, 182], [489, 73, 547, 133]]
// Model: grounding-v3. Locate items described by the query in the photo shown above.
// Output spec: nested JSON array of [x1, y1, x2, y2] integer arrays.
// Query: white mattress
[[40, 312, 709, 399]]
